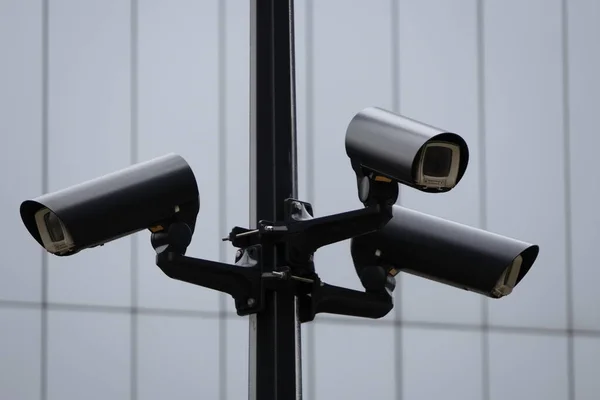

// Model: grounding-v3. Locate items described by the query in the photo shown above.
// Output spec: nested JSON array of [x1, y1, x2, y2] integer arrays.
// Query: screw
[[264, 225, 274, 232], [235, 249, 243, 259], [272, 271, 286, 279], [290, 275, 314, 284], [247, 298, 256, 306], [235, 229, 259, 238], [375, 249, 382, 257], [292, 201, 302, 210]]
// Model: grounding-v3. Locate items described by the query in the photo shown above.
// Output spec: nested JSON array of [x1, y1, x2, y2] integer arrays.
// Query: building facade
[[1, 0, 599, 399]]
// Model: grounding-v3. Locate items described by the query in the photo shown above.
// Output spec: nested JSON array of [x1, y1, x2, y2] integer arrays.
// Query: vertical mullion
[[218, 0, 228, 399], [129, 0, 139, 399], [560, 0, 575, 399], [475, 1, 490, 400], [41, 1, 49, 399], [390, 1, 403, 399]]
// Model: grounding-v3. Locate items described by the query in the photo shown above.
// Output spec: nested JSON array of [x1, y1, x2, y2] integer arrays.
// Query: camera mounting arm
[[223, 203, 391, 267], [151, 222, 264, 315], [299, 280, 394, 322], [152, 211, 396, 320], [222, 193, 397, 321], [223, 172, 398, 269], [152, 175, 399, 321]]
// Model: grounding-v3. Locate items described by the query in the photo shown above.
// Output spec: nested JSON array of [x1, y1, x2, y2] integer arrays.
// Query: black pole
[[248, 1, 301, 400]]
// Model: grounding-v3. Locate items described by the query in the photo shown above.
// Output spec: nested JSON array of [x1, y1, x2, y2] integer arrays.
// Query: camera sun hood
[[20, 153, 200, 256], [346, 107, 470, 194]]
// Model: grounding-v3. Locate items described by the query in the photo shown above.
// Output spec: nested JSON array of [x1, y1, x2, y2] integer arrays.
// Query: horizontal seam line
[[2, 300, 599, 336]]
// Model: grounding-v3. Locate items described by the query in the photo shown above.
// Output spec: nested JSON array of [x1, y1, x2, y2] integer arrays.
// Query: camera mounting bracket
[[151, 223, 264, 316], [152, 175, 397, 321]]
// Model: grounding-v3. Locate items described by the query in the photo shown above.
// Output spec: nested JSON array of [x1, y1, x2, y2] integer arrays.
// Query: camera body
[[351, 205, 539, 298], [345, 107, 469, 194], [20, 153, 200, 256]]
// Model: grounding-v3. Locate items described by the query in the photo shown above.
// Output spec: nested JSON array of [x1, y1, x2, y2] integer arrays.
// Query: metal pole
[[248, 0, 301, 399]]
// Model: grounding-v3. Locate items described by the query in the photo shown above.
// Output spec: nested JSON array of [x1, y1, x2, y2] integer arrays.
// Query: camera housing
[[350, 205, 539, 298], [345, 107, 469, 193], [20, 153, 200, 256]]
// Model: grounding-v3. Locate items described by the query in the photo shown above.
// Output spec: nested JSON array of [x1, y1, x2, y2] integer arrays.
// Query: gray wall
[[1, 0, 599, 399]]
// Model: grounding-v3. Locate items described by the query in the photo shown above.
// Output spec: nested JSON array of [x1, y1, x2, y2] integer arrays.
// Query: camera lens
[[423, 145, 453, 177], [492, 255, 523, 298], [44, 212, 65, 242]]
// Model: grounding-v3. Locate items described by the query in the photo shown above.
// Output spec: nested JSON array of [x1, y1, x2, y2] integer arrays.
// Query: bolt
[[235, 249, 243, 259], [291, 275, 314, 284], [247, 298, 256, 306], [375, 249, 382, 257], [272, 271, 286, 279], [292, 201, 302, 210], [265, 225, 274, 232]]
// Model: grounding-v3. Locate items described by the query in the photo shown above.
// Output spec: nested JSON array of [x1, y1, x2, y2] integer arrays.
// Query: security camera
[[19, 153, 200, 256], [350, 205, 539, 298], [345, 107, 469, 197]]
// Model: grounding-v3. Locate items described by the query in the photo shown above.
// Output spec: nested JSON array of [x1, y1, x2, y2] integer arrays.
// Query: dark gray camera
[[345, 107, 469, 194], [350, 205, 539, 298], [20, 153, 200, 256]]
